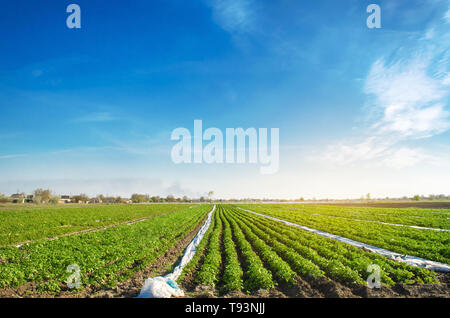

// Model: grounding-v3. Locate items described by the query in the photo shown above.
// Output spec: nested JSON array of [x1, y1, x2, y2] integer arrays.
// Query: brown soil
[[183, 273, 450, 298]]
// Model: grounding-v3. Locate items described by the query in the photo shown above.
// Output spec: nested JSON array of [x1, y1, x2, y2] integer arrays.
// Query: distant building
[[59, 195, 72, 204], [11, 193, 25, 204]]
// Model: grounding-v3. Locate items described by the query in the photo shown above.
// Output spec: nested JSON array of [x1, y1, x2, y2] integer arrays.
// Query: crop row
[[225, 207, 274, 291], [219, 207, 244, 292], [257, 204, 450, 229], [0, 205, 211, 293], [194, 207, 223, 287], [237, 205, 450, 264], [181, 205, 438, 295], [230, 207, 437, 285], [0, 204, 192, 246]]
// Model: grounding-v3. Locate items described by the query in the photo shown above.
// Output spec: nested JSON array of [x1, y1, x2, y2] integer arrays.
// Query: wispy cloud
[[207, 0, 256, 34], [0, 132, 22, 140], [381, 147, 433, 169], [444, 8, 450, 23], [0, 154, 28, 160], [365, 57, 449, 139], [319, 11, 450, 169], [73, 112, 117, 123]]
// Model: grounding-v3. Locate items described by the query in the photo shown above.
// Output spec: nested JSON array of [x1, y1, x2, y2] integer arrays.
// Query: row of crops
[[237, 204, 450, 264], [0, 204, 192, 246], [178, 205, 439, 296], [0, 205, 211, 293], [257, 204, 450, 229]]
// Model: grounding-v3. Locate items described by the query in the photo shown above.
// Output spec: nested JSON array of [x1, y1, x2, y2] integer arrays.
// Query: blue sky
[[0, 0, 449, 199]]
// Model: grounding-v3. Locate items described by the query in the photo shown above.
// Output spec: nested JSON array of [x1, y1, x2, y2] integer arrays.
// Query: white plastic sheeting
[[137, 205, 216, 298], [237, 207, 450, 273]]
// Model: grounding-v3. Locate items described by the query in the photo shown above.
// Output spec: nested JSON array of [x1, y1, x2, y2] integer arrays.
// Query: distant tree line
[[1, 190, 450, 204]]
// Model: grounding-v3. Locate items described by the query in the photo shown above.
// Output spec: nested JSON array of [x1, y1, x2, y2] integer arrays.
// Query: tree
[[366, 193, 371, 201], [34, 188, 52, 203], [182, 195, 189, 202], [166, 195, 175, 202], [0, 194, 11, 203], [208, 191, 214, 202], [49, 195, 60, 205], [199, 196, 205, 202], [150, 196, 160, 203], [115, 196, 125, 204], [412, 195, 421, 201], [131, 193, 148, 203], [72, 193, 89, 203]]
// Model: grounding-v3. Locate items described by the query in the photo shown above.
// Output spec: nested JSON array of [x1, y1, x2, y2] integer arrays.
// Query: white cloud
[[0, 154, 28, 160], [322, 137, 392, 165], [74, 112, 116, 123], [381, 147, 431, 169], [208, 0, 255, 34], [319, 15, 449, 169], [444, 9, 450, 23], [423, 28, 435, 40], [365, 58, 449, 138], [443, 73, 450, 85]]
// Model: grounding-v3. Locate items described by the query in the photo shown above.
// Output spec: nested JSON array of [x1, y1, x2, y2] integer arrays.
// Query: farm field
[[0, 204, 193, 246], [313, 201, 450, 209], [236, 204, 450, 264], [0, 204, 211, 296], [177, 205, 449, 298], [259, 204, 450, 229], [0, 203, 448, 298]]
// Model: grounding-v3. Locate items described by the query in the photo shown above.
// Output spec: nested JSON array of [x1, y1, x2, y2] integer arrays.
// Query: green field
[[0, 204, 210, 292], [0, 204, 192, 246], [177, 205, 440, 296], [0, 203, 448, 297], [236, 204, 450, 264]]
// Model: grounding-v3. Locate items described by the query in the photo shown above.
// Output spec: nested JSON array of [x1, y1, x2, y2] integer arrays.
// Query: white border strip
[[237, 207, 450, 273]]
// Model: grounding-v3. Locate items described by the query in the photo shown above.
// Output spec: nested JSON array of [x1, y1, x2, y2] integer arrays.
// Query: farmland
[[0, 204, 192, 246], [236, 204, 450, 264], [0, 203, 448, 298], [177, 205, 448, 297], [0, 204, 211, 295]]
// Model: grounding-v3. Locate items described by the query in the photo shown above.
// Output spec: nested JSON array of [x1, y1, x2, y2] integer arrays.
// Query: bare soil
[[183, 273, 450, 298]]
